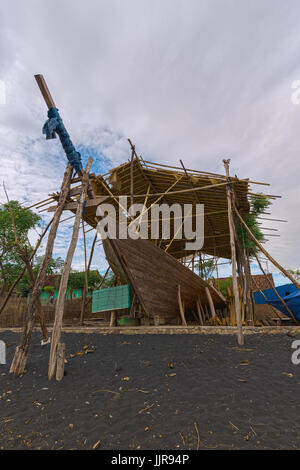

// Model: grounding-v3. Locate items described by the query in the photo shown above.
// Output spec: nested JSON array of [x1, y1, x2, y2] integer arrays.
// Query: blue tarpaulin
[[253, 282, 300, 323], [267, 290, 300, 323], [253, 283, 298, 304]]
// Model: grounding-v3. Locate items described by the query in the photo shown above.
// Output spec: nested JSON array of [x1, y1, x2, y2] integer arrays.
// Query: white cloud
[[0, 0, 300, 276]]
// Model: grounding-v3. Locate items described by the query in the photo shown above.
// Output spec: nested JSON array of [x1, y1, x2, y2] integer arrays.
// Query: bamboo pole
[[130, 143, 135, 204], [180, 159, 218, 256], [48, 159, 93, 380], [80, 231, 98, 325], [141, 159, 270, 186], [244, 251, 255, 323], [128, 184, 151, 232], [223, 159, 244, 346], [205, 287, 216, 318], [177, 284, 187, 326], [129, 175, 184, 228], [97, 178, 247, 199], [196, 299, 204, 325], [55, 343, 65, 381], [110, 310, 117, 327], [79, 219, 88, 325], [165, 206, 192, 253], [25, 196, 55, 210]]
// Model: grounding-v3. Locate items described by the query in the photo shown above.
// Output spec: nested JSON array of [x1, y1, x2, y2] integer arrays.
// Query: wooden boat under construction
[[45, 154, 275, 326]]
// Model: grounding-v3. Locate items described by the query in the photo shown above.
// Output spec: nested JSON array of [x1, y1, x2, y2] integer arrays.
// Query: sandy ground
[[0, 331, 300, 450]]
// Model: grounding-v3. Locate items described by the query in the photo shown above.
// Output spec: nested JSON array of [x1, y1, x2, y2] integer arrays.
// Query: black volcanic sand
[[1, 332, 300, 450]]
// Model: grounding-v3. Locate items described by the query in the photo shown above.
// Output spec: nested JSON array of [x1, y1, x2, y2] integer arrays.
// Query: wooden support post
[[80, 231, 97, 325], [48, 159, 93, 380], [80, 221, 89, 326], [223, 159, 244, 346], [34, 74, 56, 109], [244, 251, 255, 323], [130, 144, 135, 204], [55, 343, 65, 381], [196, 299, 204, 325], [10, 165, 73, 377], [178, 284, 187, 326], [200, 301, 207, 323], [204, 304, 210, 321], [205, 287, 216, 318], [110, 311, 117, 327]]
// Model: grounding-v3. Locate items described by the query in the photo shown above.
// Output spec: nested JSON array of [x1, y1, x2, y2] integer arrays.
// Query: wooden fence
[[0, 295, 92, 328]]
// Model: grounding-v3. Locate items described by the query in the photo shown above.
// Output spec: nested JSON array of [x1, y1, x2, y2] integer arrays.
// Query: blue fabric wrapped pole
[[42, 107, 83, 174]]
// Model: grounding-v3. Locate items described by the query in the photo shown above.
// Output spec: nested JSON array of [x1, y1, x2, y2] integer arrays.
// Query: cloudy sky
[[0, 0, 300, 283]]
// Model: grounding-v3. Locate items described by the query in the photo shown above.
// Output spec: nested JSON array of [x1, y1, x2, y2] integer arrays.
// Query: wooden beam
[[47, 196, 109, 212], [55, 343, 65, 381], [128, 139, 135, 203], [178, 284, 187, 326], [34, 74, 56, 109], [196, 299, 204, 325], [205, 287, 216, 318], [110, 311, 117, 327]]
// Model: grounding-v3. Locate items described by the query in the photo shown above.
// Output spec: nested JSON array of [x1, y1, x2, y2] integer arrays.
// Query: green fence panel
[[92, 285, 131, 313]]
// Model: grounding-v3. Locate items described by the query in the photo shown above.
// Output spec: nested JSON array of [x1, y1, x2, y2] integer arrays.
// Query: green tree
[[101, 271, 115, 287], [0, 200, 41, 295], [33, 256, 64, 275], [195, 258, 215, 280], [66, 270, 102, 292], [236, 195, 270, 256], [287, 269, 300, 281]]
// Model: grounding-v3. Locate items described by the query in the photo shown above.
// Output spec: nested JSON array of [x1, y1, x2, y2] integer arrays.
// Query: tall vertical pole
[[80, 230, 98, 325], [223, 159, 244, 346], [48, 158, 93, 380]]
